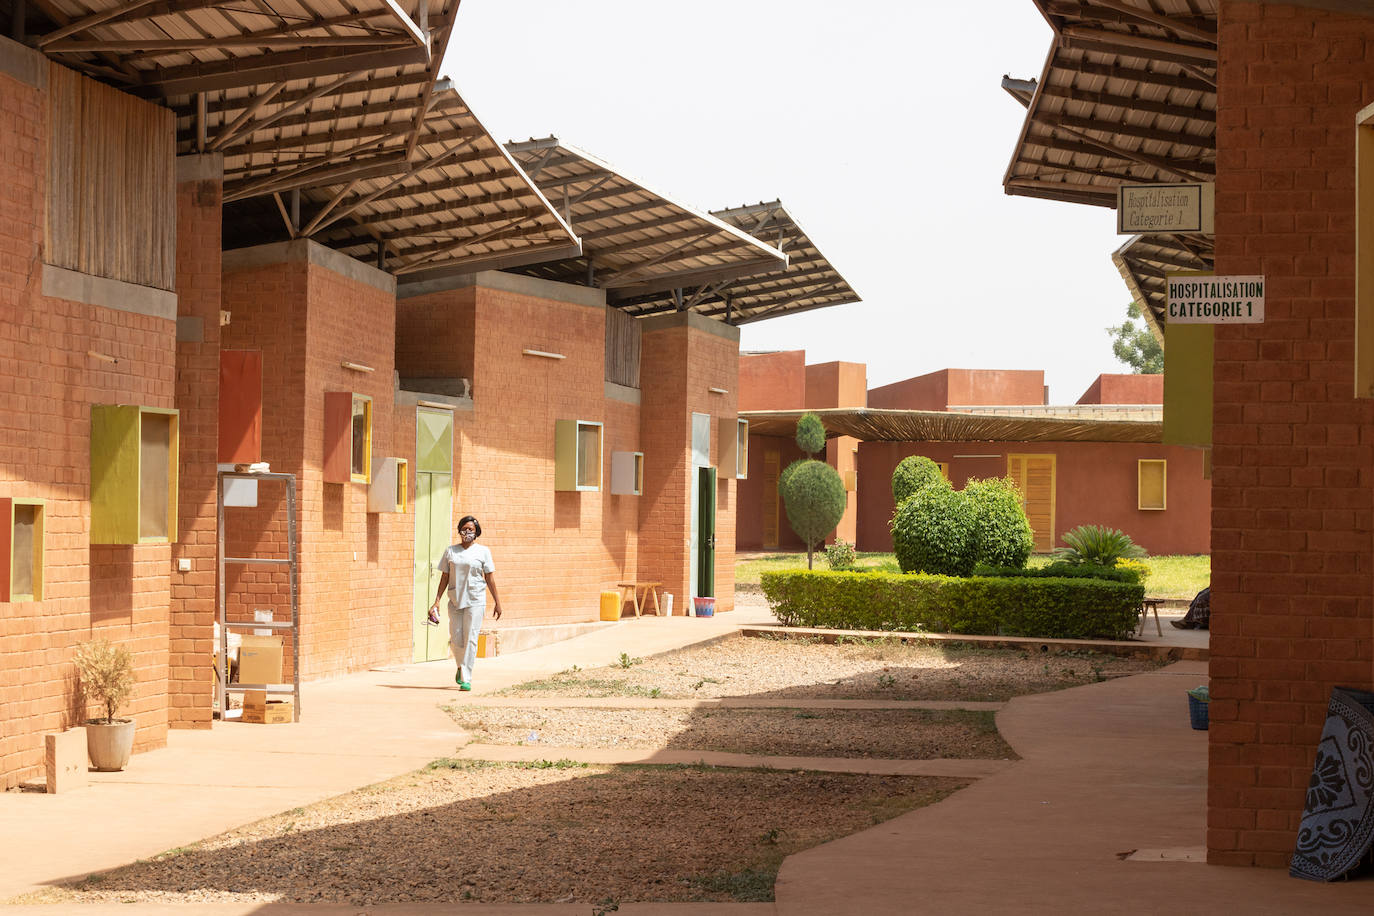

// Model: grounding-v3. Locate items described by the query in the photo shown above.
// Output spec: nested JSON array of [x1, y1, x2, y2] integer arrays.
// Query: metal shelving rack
[[216, 471, 300, 721]]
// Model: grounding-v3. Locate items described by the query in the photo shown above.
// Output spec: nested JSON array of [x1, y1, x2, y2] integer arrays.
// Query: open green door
[[413, 408, 453, 662], [697, 466, 716, 597]]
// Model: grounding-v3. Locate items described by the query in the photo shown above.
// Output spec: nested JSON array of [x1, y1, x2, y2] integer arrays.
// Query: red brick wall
[[1077, 373, 1163, 405], [855, 440, 1211, 556], [1209, 1, 1374, 867], [1, 63, 176, 787], [738, 350, 805, 411], [869, 369, 1048, 409], [868, 372, 950, 410], [169, 159, 222, 728], [400, 281, 648, 625], [640, 314, 740, 610], [222, 247, 411, 680]]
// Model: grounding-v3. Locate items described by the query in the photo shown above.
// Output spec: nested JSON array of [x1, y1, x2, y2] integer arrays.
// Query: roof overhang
[[19, 0, 581, 277], [503, 138, 793, 313], [1002, 0, 1218, 334], [611, 200, 861, 324]]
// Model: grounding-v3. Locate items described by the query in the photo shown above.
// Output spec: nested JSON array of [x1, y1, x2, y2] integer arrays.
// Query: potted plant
[[73, 638, 136, 771]]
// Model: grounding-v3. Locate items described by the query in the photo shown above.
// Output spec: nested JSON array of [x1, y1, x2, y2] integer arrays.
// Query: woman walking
[[429, 515, 502, 690]]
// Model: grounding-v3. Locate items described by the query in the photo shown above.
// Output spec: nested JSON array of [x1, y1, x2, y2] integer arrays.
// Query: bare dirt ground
[[18, 634, 1161, 907], [22, 765, 963, 906]]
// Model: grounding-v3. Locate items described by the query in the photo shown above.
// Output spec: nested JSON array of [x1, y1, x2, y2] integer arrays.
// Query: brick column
[[639, 312, 739, 612], [170, 154, 223, 728]]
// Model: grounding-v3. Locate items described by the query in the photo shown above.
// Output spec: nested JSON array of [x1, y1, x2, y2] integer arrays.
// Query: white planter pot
[[85, 719, 135, 772]]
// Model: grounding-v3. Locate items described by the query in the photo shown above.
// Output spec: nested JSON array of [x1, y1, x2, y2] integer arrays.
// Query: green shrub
[[761, 570, 1142, 641], [824, 539, 857, 570], [890, 484, 978, 576], [964, 476, 1033, 569], [890, 455, 948, 506], [1057, 525, 1146, 566], [976, 561, 1138, 583], [779, 459, 847, 569], [795, 412, 826, 456]]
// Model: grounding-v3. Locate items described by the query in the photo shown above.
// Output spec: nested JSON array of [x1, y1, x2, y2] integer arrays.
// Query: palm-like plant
[[1056, 525, 1146, 566]]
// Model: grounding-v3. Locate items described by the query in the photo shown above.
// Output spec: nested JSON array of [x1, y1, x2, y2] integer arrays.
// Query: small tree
[[779, 459, 847, 569], [1107, 302, 1164, 374], [73, 639, 135, 724], [964, 476, 1033, 569], [891, 455, 949, 507], [795, 411, 826, 456]]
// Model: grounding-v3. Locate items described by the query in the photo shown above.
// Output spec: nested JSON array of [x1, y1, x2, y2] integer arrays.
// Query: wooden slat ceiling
[[501, 138, 791, 308], [16, 0, 579, 274], [743, 407, 1163, 444], [612, 201, 861, 325], [1003, 0, 1217, 332]]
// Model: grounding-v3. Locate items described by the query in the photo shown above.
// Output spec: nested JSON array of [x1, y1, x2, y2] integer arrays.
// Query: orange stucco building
[[739, 356, 1211, 557]]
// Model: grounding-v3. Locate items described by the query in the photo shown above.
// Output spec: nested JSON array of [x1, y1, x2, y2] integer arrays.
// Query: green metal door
[[413, 408, 454, 662], [697, 466, 716, 597]]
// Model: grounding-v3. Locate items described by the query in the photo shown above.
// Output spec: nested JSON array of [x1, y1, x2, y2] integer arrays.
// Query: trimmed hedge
[[761, 570, 1143, 641], [975, 561, 1142, 584]]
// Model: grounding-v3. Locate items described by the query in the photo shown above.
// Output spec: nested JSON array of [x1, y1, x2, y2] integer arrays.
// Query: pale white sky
[[448, 1, 1136, 404]]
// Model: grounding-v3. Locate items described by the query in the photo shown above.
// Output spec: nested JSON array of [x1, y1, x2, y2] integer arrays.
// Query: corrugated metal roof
[[503, 138, 790, 307], [1002, 0, 1218, 334], [742, 407, 1162, 444], [23, 0, 580, 275], [1111, 233, 1212, 340], [610, 201, 860, 325]]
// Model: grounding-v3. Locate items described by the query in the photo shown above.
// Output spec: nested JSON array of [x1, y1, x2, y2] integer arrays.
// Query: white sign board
[[1118, 183, 1214, 234], [1167, 275, 1265, 324]]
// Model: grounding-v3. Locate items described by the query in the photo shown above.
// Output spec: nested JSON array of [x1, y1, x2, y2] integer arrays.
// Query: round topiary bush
[[795, 412, 826, 456], [890, 483, 978, 576], [779, 458, 847, 568], [891, 455, 949, 507], [964, 476, 1033, 569]]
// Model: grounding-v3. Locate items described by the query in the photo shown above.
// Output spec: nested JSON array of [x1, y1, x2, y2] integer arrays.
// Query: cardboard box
[[238, 634, 283, 684], [242, 690, 293, 724]]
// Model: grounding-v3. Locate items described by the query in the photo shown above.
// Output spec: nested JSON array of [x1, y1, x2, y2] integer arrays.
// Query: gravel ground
[[17, 631, 1159, 906], [501, 633, 1164, 702], [449, 706, 1015, 760], [24, 764, 963, 906]]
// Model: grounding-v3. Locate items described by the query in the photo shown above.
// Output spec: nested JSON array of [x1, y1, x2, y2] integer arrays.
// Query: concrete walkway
[[6, 603, 1361, 914]]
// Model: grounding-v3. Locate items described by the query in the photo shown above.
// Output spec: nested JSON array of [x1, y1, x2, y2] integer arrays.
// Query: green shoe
[[459, 681, 472, 691]]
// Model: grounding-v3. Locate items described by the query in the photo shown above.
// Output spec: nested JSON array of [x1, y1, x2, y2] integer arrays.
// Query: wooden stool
[[1139, 598, 1163, 637], [616, 581, 662, 617]]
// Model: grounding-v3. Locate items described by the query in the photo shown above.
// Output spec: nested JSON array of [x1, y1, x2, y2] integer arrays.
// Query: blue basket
[[693, 597, 716, 617], [1187, 692, 1209, 730]]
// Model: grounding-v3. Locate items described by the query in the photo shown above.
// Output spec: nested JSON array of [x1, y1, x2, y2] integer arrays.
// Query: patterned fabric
[[1290, 687, 1374, 881], [1178, 586, 1210, 629]]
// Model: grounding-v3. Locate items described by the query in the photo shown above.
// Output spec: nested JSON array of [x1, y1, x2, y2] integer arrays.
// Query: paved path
[[10, 603, 1353, 915]]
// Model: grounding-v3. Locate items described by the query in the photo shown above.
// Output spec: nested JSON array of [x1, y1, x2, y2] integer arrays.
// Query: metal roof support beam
[[215, 71, 364, 152], [224, 146, 406, 202], [605, 256, 788, 299], [394, 211, 547, 273], [397, 241, 585, 285], [1040, 121, 1213, 182], [304, 133, 482, 236], [272, 192, 296, 238], [1060, 25, 1218, 65], [192, 87, 459, 149], [141, 45, 430, 96], [50, 35, 414, 54], [1035, 84, 1211, 123], [711, 200, 783, 221], [1061, 59, 1215, 95], [379, 0, 430, 50], [206, 81, 286, 152], [593, 224, 722, 258], [1068, 0, 1216, 43], [1044, 112, 1213, 150], [229, 120, 477, 160], [1004, 178, 1119, 207], [1025, 133, 1215, 176], [299, 178, 359, 237], [375, 205, 555, 260], [38, 0, 160, 46]]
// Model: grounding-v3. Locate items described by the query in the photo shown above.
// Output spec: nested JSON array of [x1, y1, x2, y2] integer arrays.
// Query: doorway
[[412, 408, 454, 662]]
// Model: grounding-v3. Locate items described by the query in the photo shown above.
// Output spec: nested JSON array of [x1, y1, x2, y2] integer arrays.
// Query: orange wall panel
[[218, 350, 262, 463]]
